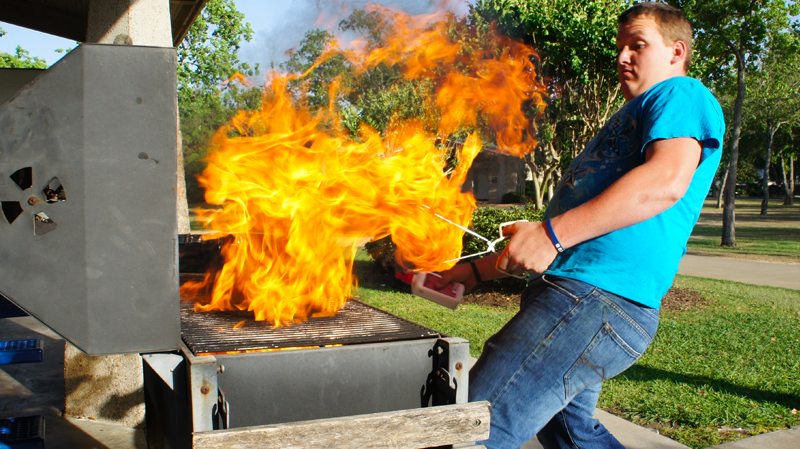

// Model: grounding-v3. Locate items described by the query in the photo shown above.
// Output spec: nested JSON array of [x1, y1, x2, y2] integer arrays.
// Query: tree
[[0, 27, 48, 69], [675, 0, 799, 245], [177, 0, 256, 104], [281, 29, 351, 111], [744, 49, 800, 214], [177, 0, 260, 203], [471, 0, 632, 208]]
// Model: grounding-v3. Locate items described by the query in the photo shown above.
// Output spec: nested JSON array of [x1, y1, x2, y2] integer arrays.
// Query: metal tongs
[[421, 205, 529, 279]]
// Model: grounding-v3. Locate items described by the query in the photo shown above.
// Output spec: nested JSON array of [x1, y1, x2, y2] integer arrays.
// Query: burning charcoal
[[33, 211, 57, 235], [42, 177, 66, 203]]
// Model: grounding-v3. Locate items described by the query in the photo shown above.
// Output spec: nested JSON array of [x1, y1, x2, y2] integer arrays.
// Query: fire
[[183, 6, 547, 326]]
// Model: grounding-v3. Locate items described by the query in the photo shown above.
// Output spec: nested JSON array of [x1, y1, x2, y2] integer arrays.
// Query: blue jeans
[[469, 275, 659, 449]]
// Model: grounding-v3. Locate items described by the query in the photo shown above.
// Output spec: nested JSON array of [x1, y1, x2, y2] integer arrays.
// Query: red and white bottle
[[395, 272, 464, 310]]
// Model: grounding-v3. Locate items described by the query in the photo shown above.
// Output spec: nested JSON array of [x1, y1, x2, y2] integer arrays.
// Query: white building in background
[[463, 145, 528, 203]]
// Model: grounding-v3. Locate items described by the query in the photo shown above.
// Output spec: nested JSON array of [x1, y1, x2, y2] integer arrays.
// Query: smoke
[[238, 0, 470, 70]]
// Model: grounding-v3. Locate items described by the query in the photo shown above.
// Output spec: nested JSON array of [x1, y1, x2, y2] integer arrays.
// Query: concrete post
[[86, 0, 172, 47]]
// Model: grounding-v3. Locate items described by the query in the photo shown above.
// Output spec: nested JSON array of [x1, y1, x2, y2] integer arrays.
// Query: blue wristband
[[544, 219, 564, 253]]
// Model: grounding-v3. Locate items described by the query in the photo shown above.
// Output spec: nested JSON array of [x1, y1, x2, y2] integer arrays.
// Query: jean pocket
[[563, 322, 645, 399]]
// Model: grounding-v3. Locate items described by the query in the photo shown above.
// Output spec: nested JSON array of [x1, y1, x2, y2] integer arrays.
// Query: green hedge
[[464, 205, 544, 257], [365, 205, 544, 292]]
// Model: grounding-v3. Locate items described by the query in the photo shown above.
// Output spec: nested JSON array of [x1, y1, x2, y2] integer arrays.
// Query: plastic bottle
[[395, 272, 464, 310]]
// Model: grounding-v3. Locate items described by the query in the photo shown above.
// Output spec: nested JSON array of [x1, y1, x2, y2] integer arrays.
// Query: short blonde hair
[[618, 2, 693, 71]]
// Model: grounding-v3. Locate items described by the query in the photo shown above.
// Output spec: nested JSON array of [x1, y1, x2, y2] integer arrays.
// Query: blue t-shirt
[[543, 76, 725, 308]]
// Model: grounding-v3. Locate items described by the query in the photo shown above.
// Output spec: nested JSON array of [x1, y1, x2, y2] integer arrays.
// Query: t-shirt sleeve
[[639, 78, 725, 163]]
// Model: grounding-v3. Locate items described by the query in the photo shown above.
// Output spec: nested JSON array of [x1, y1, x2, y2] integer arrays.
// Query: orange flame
[[183, 7, 547, 326]]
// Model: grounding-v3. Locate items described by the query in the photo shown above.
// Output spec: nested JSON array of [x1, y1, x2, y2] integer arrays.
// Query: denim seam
[[558, 409, 579, 449], [563, 324, 607, 398], [541, 274, 597, 303], [595, 292, 654, 342], [606, 323, 643, 359]]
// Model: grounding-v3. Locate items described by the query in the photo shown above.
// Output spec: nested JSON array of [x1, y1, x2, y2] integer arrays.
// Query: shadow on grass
[[619, 365, 800, 410], [701, 201, 800, 224]]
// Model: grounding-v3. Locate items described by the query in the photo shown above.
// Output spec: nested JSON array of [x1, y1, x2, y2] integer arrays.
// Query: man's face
[[616, 17, 682, 101]]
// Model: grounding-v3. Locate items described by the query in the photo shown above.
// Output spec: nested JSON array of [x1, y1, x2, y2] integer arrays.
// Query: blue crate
[[0, 339, 42, 365], [0, 415, 45, 449]]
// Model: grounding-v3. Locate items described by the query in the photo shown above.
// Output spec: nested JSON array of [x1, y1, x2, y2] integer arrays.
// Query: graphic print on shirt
[[547, 105, 642, 218]]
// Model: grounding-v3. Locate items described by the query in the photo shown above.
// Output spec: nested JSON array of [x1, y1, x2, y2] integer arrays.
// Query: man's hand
[[434, 253, 505, 291], [495, 221, 559, 276], [434, 261, 479, 291]]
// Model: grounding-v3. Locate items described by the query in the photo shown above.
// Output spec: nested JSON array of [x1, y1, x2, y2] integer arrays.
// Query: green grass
[[353, 250, 800, 448], [353, 255, 516, 358], [599, 275, 800, 448], [687, 198, 800, 263]]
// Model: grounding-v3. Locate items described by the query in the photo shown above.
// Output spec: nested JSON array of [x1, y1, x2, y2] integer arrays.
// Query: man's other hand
[[496, 221, 559, 276]]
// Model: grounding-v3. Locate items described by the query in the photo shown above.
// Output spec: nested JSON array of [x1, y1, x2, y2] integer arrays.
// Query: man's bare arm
[[497, 136, 703, 275], [436, 137, 703, 288]]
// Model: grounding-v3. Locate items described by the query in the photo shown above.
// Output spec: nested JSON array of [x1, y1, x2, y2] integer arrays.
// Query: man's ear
[[671, 40, 688, 67]]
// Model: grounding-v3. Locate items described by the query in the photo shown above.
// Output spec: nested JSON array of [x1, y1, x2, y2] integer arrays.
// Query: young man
[[437, 3, 725, 448]]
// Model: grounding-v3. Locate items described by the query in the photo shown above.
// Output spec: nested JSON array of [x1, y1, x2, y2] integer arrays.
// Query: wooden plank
[[193, 401, 491, 449]]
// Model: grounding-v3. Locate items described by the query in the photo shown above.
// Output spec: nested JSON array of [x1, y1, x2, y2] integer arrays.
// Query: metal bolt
[[200, 385, 210, 395], [217, 365, 225, 373], [474, 419, 482, 426], [455, 362, 463, 370], [27, 196, 40, 206]]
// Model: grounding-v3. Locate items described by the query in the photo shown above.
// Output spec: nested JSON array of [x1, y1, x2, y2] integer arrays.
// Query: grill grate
[[181, 300, 441, 355]]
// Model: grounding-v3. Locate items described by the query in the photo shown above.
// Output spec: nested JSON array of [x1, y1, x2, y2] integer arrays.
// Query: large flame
[[183, 6, 546, 326]]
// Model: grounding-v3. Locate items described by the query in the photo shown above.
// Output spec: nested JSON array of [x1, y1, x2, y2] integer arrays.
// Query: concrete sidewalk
[[679, 254, 800, 290]]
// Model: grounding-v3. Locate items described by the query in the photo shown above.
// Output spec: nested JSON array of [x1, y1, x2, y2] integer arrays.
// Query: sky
[[0, 0, 472, 69]]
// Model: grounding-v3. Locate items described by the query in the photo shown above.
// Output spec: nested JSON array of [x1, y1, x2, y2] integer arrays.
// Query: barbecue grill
[[0, 44, 490, 448]]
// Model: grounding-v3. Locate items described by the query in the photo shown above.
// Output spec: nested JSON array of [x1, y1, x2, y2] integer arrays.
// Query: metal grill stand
[[144, 300, 488, 449]]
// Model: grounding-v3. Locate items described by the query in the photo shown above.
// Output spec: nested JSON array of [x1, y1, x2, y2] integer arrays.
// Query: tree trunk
[[784, 154, 794, 206], [761, 121, 775, 215], [722, 50, 746, 247], [523, 155, 543, 210], [717, 159, 730, 209]]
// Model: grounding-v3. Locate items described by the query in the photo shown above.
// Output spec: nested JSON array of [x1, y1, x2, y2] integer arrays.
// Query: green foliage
[[281, 29, 350, 110], [177, 0, 261, 203], [177, 0, 256, 103], [472, 0, 630, 83], [500, 191, 529, 204], [0, 27, 48, 69], [464, 205, 544, 257], [674, 0, 799, 86], [182, 84, 262, 204], [471, 0, 631, 208], [280, 8, 440, 137], [364, 206, 544, 292]]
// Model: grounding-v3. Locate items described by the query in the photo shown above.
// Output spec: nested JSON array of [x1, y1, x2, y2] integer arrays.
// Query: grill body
[[143, 303, 470, 449]]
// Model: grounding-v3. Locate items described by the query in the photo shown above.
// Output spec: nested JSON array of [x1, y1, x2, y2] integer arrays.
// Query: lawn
[[687, 197, 800, 263], [353, 250, 800, 448]]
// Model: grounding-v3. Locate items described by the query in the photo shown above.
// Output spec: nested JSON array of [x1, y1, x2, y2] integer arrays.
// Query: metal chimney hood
[[0, 44, 180, 355]]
